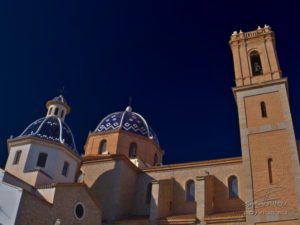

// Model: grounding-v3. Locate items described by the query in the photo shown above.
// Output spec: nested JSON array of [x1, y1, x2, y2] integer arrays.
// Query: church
[[1, 26, 300, 225]]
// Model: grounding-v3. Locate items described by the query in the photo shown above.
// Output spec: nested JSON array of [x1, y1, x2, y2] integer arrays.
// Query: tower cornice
[[231, 77, 289, 102]]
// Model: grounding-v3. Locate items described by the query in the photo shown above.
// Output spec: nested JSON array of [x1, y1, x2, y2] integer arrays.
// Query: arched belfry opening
[[250, 51, 263, 76]]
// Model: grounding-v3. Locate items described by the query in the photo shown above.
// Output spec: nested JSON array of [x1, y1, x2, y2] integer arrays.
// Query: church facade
[[1, 26, 300, 225]]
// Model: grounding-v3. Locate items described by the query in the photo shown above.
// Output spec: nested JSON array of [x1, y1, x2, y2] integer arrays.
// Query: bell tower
[[230, 25, 281, 87], [231, 26, 300, 224]]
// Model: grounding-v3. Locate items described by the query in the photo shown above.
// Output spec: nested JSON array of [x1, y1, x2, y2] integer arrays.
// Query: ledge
[[142, 156, 242, 172]]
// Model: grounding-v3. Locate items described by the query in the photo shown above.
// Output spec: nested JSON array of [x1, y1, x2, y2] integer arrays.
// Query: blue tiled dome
[[94, 108, 160, 146], [20, 116, 77, 153]]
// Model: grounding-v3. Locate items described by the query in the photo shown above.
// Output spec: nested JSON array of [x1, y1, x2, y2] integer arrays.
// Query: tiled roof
[[94, 109, 159, 146], [19, 116, 77, 153]]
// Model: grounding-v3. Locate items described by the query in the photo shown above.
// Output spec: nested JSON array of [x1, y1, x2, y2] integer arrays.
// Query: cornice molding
[[82, 154, 142, 173], [232, 77, 288, 94], [7, 136, 81, 162], [142, 157, 242, 172]]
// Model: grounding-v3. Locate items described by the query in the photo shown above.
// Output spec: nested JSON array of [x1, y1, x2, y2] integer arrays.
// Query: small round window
[[74, 202, 85, 220]]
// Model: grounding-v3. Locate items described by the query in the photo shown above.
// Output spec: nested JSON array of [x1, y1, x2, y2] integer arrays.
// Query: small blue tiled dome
[[52, 95, 68, 104], [20, 116, 77, 153], [94, 107, 160, 146]]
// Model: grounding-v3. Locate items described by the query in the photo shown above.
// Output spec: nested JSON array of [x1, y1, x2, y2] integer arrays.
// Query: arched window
[[228, 176, 239, 199], [250, 51, 263, 76], [261, 101, 267, 118], [129, 143, 137, 158], [62, 161, 69, 177], [54, 108, 59, 116], [99, 140, 107, 154], [154, 153, 158, 166], [268, 158, 273, 184], [186, 180, 195, 201], [146, 183, 152, 204], [37, 152, 48, 168], [49, 107, 53, 115], [13, 150, 22, 165], [60, 110, 64, 118]]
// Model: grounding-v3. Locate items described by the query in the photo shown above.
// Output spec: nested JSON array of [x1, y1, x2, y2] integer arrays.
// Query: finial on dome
[[126, 96, 133, 112], [125, 106, 132, 112], [257, 26, 261, 30], [232, 31, 238, 35]]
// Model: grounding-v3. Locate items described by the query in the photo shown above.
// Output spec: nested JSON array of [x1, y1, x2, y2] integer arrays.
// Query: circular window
[[74, 202, 85, 220]]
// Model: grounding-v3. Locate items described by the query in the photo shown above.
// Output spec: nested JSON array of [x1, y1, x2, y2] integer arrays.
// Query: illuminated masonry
[[1, 26, 300, 225]]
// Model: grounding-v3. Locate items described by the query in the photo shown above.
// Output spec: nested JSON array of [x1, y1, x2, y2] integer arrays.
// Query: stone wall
[[15, 185, 101, 225], [134, 158, 245, 217], [84, 130, 162, 167], [81, 156, 139, 222]]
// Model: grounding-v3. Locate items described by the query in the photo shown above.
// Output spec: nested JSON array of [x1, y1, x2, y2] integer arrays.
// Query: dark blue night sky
[[1, 1, 300, 168]]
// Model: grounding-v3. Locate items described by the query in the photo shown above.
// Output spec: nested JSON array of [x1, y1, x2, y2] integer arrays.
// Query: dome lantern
[[46, 95, 70, 121]]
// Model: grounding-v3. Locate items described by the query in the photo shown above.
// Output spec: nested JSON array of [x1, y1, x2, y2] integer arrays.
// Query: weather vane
[[57, 86, 66, 95]]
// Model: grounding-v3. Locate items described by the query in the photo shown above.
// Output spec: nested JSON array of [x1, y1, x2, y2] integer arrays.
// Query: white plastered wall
[[5, 143, 79, 186], [47, 103, 67, 120], [0, 180, 22, 225]]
